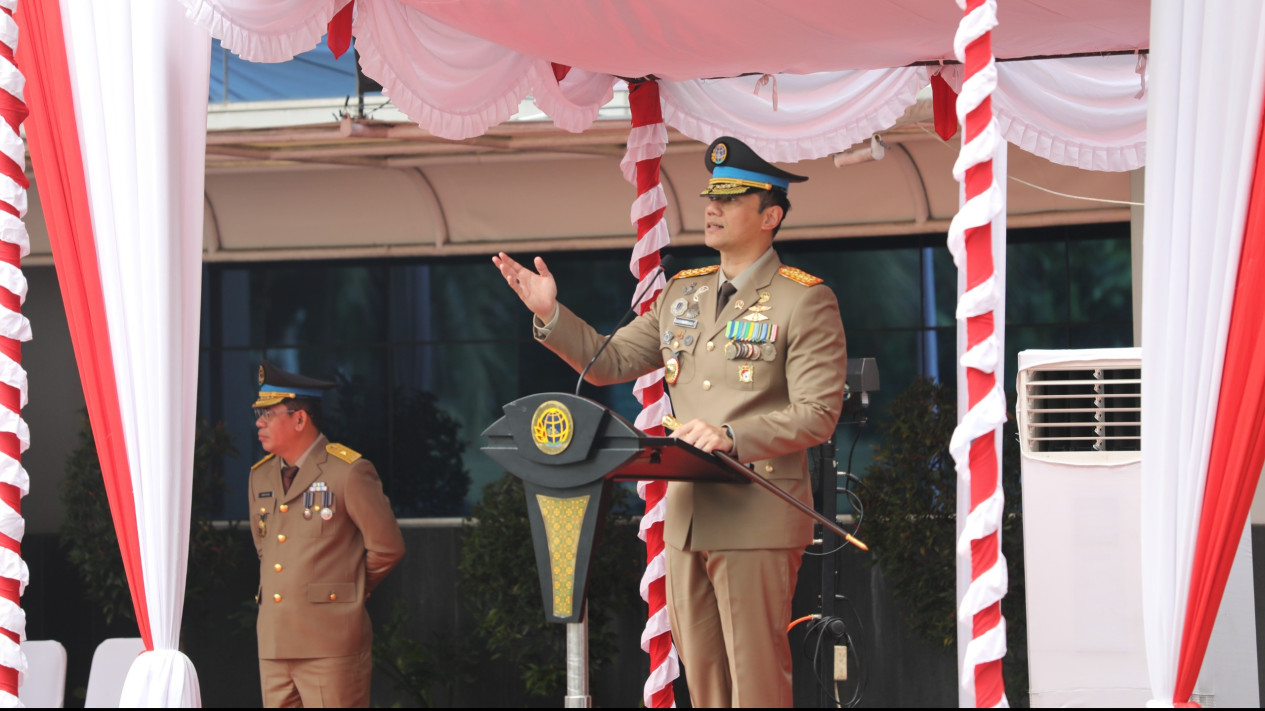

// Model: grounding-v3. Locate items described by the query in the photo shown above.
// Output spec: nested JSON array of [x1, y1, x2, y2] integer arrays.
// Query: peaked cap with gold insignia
[[253, 361, 336, 409], [701, 136, 808, 197]]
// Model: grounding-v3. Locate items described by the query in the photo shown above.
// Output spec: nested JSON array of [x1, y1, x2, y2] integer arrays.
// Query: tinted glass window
[[200, 224, 1133, 519]]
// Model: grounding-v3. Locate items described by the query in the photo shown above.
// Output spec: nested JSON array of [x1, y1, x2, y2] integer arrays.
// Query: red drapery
[[1173, 79, 1265, 705], [628, 79, 676, 709], [15, 0, 152, 646]]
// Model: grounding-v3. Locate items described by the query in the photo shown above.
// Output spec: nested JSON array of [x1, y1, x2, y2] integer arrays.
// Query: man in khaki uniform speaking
[[492, 137, 847, 707], [248, 362, 406, 707]]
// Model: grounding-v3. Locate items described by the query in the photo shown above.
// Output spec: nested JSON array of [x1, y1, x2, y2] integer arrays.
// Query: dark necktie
[[715, 281, 737, 319], [281, 465, 299, 494]]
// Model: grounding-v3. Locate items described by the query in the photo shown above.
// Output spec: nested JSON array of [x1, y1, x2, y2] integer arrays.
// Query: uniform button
[[702, 380, 712, 391], [279, 504, 289, 513], [329, 593, 338, 602], [277, 534, 286, 543], [273, 594, 282, 603], [765, 464, 774, 473], [274, 563, 282, 572], [258, 507, 266, 515], [706, 341, 715, 351]]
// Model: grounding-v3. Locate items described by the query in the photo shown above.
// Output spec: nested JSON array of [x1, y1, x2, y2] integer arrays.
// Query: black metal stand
[[808, 434, 841, 708]]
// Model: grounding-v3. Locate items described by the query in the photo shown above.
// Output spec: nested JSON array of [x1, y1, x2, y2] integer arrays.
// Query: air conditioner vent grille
[[1022, 367, 1141, 453]]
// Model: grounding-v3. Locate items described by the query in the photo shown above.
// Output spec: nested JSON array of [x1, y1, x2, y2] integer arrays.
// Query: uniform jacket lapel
[[282, 435, 329, 504]]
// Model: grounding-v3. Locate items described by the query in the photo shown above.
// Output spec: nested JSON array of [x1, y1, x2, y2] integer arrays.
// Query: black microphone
[[575, 255, 675, 396]]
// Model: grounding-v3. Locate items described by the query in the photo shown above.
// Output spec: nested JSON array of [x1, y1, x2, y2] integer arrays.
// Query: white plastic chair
[[17, 639, 67, 708], [83, 637, 145, 708]]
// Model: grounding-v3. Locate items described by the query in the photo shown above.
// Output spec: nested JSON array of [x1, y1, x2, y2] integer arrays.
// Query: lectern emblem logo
[[531, 400, 573, 455]]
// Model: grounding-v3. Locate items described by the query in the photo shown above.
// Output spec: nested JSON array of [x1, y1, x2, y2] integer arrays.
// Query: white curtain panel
[[61, 0, 210, 705], [1140, 0, 1265, 704]]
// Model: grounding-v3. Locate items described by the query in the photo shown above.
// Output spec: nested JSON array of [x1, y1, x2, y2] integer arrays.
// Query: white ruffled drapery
[[180, 0, 1150, 168], [657, 69, 929, 165], [1139, 0, 1265, 705], [61, 0, 209, 705], [939, 54, 1148, 172]]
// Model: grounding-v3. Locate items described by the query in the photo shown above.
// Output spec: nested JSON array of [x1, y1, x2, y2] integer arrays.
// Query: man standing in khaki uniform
[[248, 362, 406, 708], [492, 137, 847, 707]]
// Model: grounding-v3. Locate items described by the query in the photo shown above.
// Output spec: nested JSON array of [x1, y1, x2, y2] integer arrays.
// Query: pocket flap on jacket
[[307, 582, 356, 603]]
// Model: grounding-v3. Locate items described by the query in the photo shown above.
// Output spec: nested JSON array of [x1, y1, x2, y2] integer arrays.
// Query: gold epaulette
[[778, 266, 823, 287], [673, 265, 720, 279], [251, 453, 275, 470], [326, 443, 363, 464]]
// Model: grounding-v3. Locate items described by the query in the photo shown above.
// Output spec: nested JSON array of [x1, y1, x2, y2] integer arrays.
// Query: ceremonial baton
[[661, 415, 868, 552]]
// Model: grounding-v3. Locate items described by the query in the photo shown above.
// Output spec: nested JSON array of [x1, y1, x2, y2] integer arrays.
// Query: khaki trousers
[[259, 649, 371, 708], [666, 544, 803, 708]]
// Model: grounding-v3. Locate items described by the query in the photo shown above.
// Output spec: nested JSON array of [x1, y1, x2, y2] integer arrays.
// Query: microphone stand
[[564, 255, 670, 708], [574, 255, 674, 396]]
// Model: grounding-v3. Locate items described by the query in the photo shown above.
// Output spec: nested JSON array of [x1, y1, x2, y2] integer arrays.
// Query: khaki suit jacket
[[249, 434, 406, 660], [541, 253, 846, 551]]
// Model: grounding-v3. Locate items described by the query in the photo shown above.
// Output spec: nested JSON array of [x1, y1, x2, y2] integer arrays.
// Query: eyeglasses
[[254, 408, 298, 422]]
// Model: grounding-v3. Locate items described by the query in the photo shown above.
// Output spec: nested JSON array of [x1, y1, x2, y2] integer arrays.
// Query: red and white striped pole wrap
[[949, 0, 1008, 707], [0, 0, 30, 704], [620, 79, 678, 709]]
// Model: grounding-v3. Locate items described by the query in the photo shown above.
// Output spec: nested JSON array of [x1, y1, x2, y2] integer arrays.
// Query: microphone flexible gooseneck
[[575, 255, 675, 396]]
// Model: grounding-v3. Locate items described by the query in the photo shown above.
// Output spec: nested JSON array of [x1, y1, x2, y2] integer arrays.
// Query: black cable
[[837, 629, 866, 708], [832, 594, 869, 709], [796, 419, 873, 705], [844, 416, 865, 476], [800, 617, 843, 707], [807, 423, 869, 556], [795, 614, 870, 708]]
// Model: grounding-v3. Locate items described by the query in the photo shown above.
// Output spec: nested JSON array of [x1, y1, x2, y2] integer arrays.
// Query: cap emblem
[[711, 142, 728, 165], [258, 365, 266, 385]]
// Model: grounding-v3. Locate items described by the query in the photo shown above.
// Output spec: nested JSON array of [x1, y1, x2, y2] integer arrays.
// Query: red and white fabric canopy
[[184, 0, 1150, 170]]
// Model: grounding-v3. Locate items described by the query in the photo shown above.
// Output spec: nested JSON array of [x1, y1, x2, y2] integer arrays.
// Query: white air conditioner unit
[[1017, 347, 1257, 708]]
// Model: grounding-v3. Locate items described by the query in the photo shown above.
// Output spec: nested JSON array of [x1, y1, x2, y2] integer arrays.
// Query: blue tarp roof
[[209, 37, 365, 103]]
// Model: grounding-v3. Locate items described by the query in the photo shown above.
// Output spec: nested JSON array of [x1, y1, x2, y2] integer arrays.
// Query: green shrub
[[59, 413, 243, 631]]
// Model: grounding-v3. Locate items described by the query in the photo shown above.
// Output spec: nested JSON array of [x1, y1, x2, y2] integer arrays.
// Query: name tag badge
[[258, 491, 273, 498]]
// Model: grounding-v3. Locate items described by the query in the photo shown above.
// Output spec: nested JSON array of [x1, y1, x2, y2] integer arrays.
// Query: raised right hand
[[492, 252, 558, 322]]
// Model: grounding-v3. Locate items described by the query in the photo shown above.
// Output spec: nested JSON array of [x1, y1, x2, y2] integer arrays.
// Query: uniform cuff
[[532, 305, 561, 339]]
